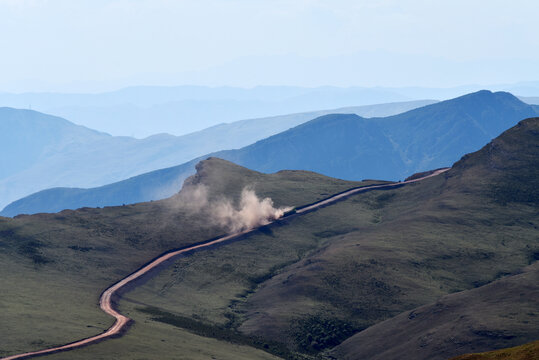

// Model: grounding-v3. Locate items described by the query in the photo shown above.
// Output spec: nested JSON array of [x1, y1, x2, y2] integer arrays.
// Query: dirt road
[[1, 167, 449, 360]]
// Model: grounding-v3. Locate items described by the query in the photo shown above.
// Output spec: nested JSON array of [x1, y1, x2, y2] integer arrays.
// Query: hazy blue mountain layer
[[1, 162, 196, 216], [520, 96, 539, 105], [0, 100, 433, 210], [215, 90, 538, 180], [3, 90, 537, 217], [0, 86, 412, 137], [0, 108, 109, 179], [2, 84, 538, 138]]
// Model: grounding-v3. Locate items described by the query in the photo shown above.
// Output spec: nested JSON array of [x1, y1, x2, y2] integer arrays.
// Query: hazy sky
[[1, 0, 538, 92]]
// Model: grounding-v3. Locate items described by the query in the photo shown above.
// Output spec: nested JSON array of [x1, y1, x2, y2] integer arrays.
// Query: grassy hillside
[[43, 310, 283, 360], [99, 118, 539, 358], [0, 162, 369, 359]]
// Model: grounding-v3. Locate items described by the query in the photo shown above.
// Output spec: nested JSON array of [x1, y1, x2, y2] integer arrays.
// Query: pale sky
[[1, 0, 538, 92]]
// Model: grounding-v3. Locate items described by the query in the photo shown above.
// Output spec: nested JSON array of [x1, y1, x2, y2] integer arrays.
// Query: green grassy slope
[[110, 118, 539, 358], [43, 308, 282, 360], [0, 161, 368, 359]]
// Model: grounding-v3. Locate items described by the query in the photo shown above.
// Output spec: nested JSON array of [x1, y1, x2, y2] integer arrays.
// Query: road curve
[[1, 167, 450, 360]]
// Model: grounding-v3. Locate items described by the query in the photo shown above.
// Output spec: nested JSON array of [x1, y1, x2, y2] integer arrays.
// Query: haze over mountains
[[0, 100, 434, 211], [521, 96, 539, 105], [2, 83, 539, 138], [0, 86, 412, 137], [3, 90, 537, 217]]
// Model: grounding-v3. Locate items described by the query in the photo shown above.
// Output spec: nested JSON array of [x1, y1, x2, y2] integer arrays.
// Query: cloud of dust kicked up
[[178, 185, 292, 233]]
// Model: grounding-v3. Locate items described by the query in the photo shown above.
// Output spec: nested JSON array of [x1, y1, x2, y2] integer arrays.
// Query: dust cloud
[[177, 185, 292, 233]]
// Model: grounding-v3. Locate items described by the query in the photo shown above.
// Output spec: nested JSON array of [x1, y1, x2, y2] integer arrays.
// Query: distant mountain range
[[0, 100, 435, 210], [2, 83, 538, 138], [3, 90, 537, 217], [520, 96, 539, 105], [214, 91, 539, 181], [0, 86, 416, 137]]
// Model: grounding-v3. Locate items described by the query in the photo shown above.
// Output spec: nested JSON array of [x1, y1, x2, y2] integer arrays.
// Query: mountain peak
[[451, 89, 523, 105], [182, 157, 257, 190], [453, 116, 539, 170]]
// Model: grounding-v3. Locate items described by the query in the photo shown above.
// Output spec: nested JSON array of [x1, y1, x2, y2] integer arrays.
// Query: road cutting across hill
[[1, 167, 450, 360]]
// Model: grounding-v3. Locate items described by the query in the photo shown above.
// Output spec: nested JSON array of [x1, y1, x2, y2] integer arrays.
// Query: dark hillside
[[330, 262, 539, 360]]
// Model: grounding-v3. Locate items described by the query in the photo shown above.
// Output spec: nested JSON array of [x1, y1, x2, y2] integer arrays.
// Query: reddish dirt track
[[1, 167, 449, 360]]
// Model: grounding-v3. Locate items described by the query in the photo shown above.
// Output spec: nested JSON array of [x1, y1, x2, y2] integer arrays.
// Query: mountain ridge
[[0, 99, 434, 210], [3, 90, 537, 217]]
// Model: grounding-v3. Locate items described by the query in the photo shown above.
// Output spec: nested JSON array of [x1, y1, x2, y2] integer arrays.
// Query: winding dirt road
[[2, 167, 449, 360]]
